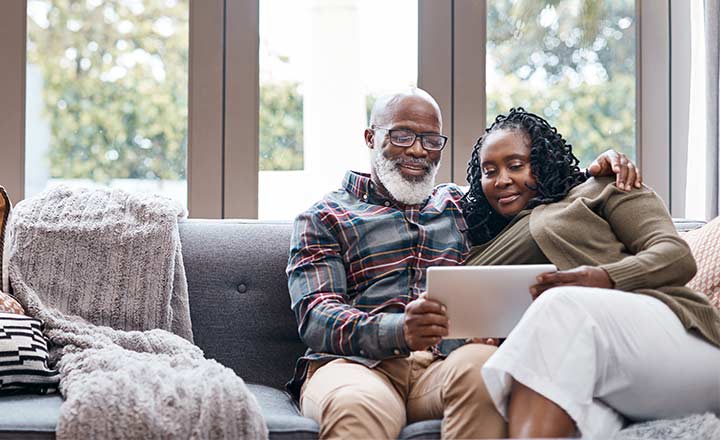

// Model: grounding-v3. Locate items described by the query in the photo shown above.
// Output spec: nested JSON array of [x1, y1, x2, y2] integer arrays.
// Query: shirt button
[[237, 284, 247, 293], [384, 201, 390, 207], [393, 349, 400, 356], [360, 349, 366, 356], [362, 194, 368, 201]]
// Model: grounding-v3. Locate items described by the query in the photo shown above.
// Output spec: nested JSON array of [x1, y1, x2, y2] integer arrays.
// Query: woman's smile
[[497, 193, 520, 205]]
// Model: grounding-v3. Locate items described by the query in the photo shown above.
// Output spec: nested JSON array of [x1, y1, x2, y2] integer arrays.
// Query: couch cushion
[[0, 386, 440, 440], [673, 218, 706, 233], [0, 394, 61, 439], [247, 384, 318, 440], [179, 220, 306, 390], [398, 420, 441, 440], [0, 386, 323, 440], [246, 383, 443, 440]]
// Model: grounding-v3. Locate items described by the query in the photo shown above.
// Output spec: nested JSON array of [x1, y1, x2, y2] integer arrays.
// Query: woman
[[461, 108, 720, 439]]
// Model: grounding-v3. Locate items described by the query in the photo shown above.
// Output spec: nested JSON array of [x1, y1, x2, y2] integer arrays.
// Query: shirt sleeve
[[286, 209, 410, 359], [598, 185, 697, 291]]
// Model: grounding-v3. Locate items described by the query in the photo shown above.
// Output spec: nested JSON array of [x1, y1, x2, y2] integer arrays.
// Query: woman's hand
[[529, 266, 614, 299], [586, 149, 642, 191], [468, 337, 500, 346]]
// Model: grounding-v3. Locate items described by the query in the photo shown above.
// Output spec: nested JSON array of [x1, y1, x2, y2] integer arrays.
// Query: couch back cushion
[[179, 220, 304, 390], [178, 218, 708, 390]]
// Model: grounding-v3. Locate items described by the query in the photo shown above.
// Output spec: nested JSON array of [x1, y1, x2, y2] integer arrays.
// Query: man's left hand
[[586, 149, 642, 191], [529, 266, 614, 299]]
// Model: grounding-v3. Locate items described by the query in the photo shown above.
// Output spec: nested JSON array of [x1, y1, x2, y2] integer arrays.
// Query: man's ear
[[364, 128, 375, 149]]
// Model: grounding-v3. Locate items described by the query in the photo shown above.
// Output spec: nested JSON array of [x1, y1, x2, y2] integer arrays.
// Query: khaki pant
[[300, 343, 505, 439]]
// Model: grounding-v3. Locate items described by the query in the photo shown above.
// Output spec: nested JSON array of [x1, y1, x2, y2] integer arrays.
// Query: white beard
[[372, 150, 438, 205]]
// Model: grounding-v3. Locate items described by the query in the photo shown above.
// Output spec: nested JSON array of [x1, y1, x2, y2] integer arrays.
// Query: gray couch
[[0, 218, 707, 439]]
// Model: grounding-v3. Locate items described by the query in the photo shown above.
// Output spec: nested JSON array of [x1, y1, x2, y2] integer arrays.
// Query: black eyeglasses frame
[[371, 126, 448, 152]]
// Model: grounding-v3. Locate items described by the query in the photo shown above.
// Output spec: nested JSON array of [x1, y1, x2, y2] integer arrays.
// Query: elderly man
[[286, 88, 640, 439]]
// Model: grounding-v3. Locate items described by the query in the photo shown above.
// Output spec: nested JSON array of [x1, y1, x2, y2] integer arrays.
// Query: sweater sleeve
[[598, 186, 697, 291], [286, 209, 410, 359]]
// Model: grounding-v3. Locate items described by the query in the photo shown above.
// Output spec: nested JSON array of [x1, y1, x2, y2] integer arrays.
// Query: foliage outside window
[[259, 82, 303, 171], [487, 0, 636, 166], [28, 0, 304, 184], [27, 0, 189, 183]]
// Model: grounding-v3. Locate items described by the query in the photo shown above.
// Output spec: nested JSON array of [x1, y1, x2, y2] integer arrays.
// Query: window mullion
[[419, 0, 453, 184], [452, 0, 486, 186], [188, 0, 225, 218], [638, 0, 671, 206], [0, 0, 27, 202], [223, 0, 259, 219]]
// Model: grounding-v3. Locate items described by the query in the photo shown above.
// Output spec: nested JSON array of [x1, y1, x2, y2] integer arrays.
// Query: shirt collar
[[342, 170, 433, 208], [342, 171, 374, 201]]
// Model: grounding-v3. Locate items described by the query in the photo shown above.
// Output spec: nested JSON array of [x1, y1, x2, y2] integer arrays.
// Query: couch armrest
[[672, 218, 706, 233]]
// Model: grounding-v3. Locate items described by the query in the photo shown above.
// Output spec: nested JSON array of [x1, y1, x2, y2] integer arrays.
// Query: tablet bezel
[[426, 264, 557, 338]]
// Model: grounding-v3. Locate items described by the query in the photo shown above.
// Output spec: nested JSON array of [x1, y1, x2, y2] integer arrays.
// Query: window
[[26, 0, 189, 206], [685, 0, 708, 219], [258, 0, 418, 219], [1, 1, 675, 218], [487, 0, 636, 166]]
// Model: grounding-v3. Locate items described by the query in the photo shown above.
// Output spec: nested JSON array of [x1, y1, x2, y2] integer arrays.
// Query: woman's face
[[479, 129, 538, 218]]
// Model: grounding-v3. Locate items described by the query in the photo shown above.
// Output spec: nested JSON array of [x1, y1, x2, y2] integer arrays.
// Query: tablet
[[426, 264, 557, 338]]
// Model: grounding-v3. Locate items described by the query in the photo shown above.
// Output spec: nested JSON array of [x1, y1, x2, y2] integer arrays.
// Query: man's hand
[[587, 149, 642, 191], [403, 293, 449, 351], [529, 266, 614, 299]]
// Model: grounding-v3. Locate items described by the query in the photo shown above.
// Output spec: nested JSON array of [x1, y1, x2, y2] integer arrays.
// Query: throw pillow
[[0, 187, 24, 315], [0, 292, 24, 315], [0, 186, 8, 293], [0, 313, 59, 394], [680, 217, 720, 309]]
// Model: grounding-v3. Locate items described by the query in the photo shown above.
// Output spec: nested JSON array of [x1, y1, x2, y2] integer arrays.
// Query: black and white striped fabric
[[0, 312, 59, 394]]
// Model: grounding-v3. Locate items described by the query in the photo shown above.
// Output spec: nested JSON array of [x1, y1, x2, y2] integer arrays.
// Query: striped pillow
[[0, 313, 59, 394]]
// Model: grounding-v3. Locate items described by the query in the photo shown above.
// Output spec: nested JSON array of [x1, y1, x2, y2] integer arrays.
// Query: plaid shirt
[[286, 171, 470, 397]]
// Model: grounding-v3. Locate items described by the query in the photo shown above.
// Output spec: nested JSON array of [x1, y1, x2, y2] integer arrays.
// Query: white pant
[[481, 287, 720, 439]]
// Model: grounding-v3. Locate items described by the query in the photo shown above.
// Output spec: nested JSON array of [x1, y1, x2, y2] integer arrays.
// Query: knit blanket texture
[[615, 413, 720, 439], [7, 187, 267, 440]]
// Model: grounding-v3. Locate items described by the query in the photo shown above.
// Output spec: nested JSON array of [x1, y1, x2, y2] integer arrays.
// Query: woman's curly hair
[[461, 108, 587, 245]]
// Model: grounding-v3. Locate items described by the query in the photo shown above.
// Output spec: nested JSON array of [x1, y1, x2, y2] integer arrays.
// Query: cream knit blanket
[[7, 187, 267, 440]]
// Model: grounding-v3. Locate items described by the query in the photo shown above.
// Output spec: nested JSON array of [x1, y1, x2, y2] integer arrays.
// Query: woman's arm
[[532, 185, 696, 295], [598, 186, 697, 291]]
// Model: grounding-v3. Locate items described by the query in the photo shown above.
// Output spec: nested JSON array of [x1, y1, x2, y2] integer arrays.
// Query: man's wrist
[[376, 313, 411, 357]]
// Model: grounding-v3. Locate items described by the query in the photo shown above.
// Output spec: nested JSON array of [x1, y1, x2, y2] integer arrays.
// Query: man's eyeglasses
[[372, 126, 448, 152]]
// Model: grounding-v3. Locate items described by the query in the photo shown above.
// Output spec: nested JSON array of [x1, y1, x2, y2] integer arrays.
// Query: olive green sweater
[[526, 176, 720, 347]]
